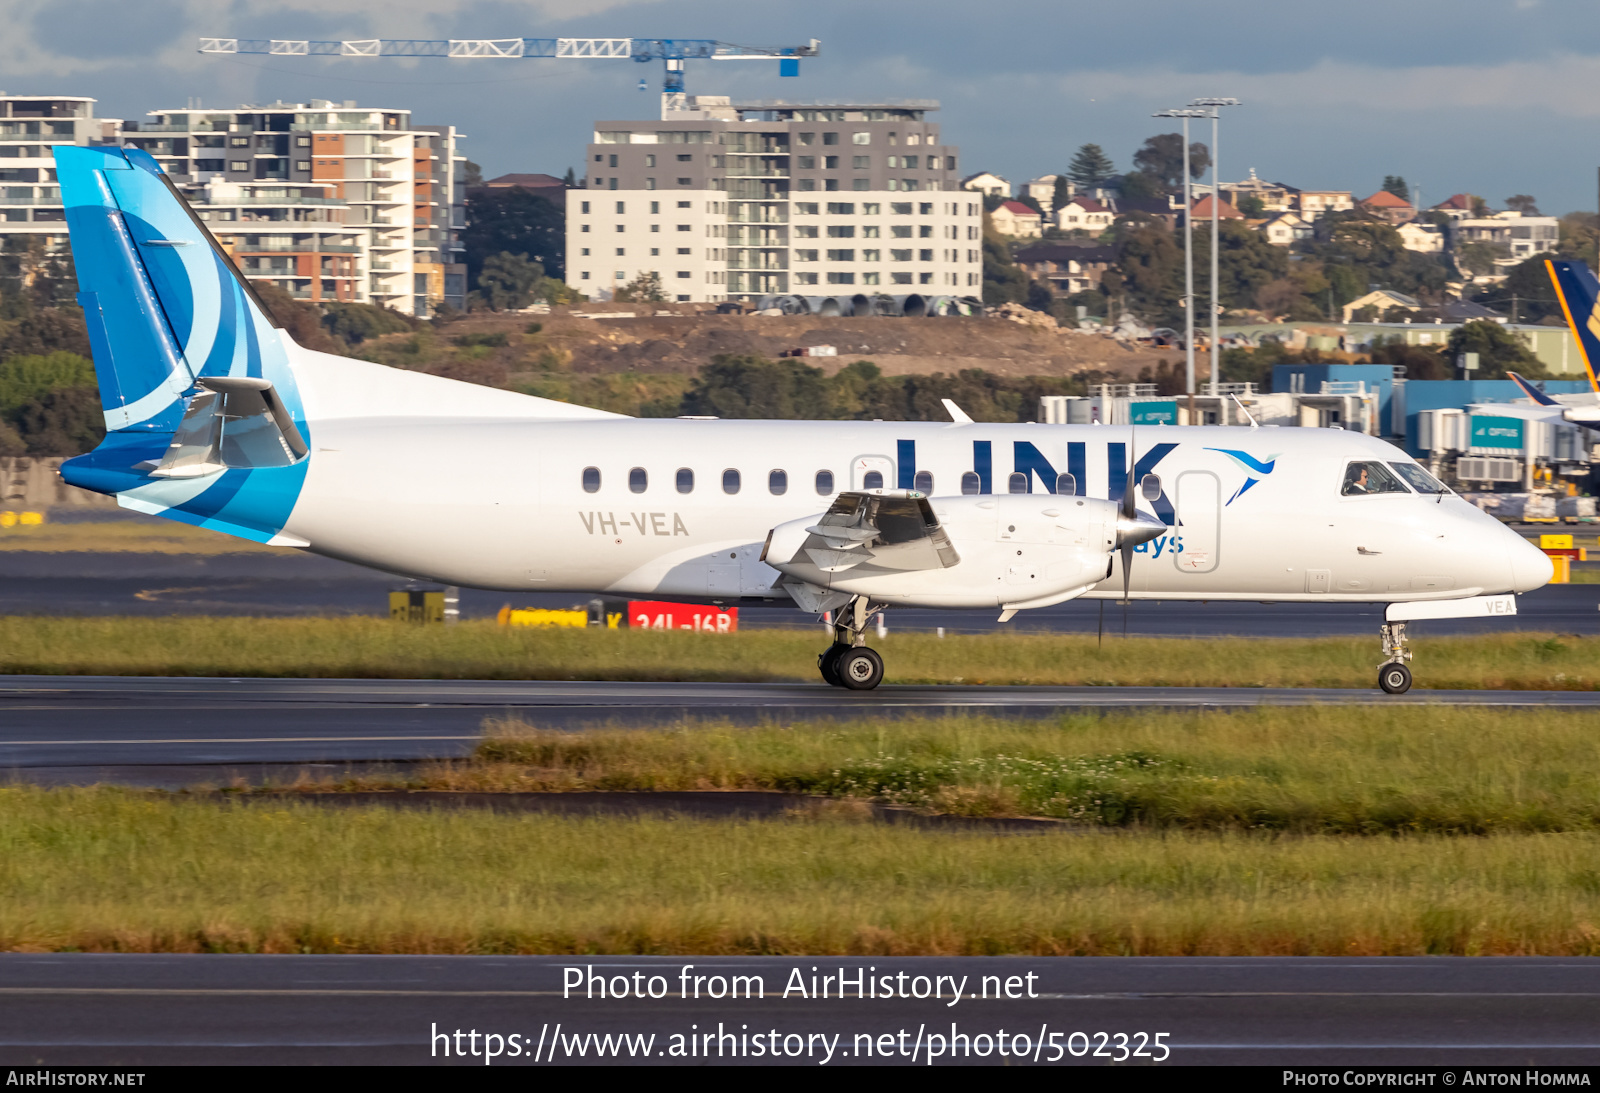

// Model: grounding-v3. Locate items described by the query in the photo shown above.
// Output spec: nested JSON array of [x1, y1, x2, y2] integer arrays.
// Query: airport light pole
[[1155, 108, 1208, 422], [1190, 98, 1241, 402]]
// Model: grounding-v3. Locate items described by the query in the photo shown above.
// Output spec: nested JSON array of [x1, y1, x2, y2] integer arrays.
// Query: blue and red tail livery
[[1545, 259, 1600, 392]]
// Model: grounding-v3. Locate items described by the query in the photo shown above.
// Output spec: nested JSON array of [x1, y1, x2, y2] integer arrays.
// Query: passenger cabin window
[[913, 470, 933, 493], [629, 467, 648, 494], [862, 470, 884, 490], [1056, 472, 1077, 496], [1140, 474, 1162, 501], [1389, 462, 1449, 494], [768, 469, 788, 495], [1341, 461, 1409, 496], [722, 468, 741, 495], [582, 467, 601, 493], [961, 472, 981, 495], [1008, 472, 1028, 494], [676, 468, 694, 494], [815, 470, 834, 495]]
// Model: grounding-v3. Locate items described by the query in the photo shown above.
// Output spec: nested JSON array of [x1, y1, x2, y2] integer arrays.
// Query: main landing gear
[[1378, 621, 1413, 694], [818, 596, 884, 690]]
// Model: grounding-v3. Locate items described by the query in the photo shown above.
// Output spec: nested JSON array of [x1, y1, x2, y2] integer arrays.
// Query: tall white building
[[565, 96, 982, 304], [127, 101, 466, 315], [0, 96, 123, 258]]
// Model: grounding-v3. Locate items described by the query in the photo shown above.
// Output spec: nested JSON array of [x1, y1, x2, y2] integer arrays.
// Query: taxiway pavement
[[2, 676, 1597, 782]]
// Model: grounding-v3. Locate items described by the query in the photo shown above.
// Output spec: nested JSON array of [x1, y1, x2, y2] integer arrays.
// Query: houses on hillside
[[989, 199, 1043, 237]]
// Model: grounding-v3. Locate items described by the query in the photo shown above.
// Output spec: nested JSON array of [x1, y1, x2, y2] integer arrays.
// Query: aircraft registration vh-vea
[[53, 146, 1552, 693]]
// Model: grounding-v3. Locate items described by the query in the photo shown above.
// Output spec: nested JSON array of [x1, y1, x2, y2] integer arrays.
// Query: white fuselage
[[275, 352, 1551, 608]]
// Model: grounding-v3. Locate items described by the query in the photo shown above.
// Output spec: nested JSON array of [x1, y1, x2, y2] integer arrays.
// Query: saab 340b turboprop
[[53, 146, 1552, 692]]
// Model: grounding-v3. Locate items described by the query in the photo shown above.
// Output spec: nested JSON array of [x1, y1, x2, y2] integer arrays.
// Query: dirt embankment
[[443, 305, 1181, 380]]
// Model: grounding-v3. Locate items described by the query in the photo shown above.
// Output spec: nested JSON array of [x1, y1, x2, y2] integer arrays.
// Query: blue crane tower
[[199, 36, 820, 107]]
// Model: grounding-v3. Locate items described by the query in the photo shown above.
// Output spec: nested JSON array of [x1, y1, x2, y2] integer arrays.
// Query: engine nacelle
[[762, 490, 1121, 610]]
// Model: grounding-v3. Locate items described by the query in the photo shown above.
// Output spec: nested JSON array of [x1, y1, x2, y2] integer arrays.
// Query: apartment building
[[127, 100, 466, 315], [0, 96, 123, 256], [1453, 210, 1560, 262], [184, 177, 368, 303], [565, 96, 982, 303]]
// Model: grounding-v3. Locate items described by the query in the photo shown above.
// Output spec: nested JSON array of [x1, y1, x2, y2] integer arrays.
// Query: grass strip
[[371, 707, 1600, 834], [0, 617, 1595, 689], [5, 787, 1600, 955]]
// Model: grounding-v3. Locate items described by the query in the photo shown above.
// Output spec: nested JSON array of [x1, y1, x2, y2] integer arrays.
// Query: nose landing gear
[[1378, 621, 1413, 694], [817, 596, 885, 690]]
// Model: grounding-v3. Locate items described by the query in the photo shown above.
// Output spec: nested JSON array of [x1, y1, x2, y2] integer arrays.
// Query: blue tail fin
[[57, 145, 311, 543], [1546, 259, 1600, 392]]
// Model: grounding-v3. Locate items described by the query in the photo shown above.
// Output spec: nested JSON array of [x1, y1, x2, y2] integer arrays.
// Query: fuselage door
[[1174, 471, 1221, 574]]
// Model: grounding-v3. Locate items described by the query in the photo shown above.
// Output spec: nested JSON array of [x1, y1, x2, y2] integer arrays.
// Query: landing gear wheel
[[836, 646, 885, 691], [818, 643, 849, 687], [1378, 662, 1412, 695]]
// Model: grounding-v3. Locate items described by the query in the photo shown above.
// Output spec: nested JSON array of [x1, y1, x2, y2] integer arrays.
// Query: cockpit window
[[1341, 460, 1410, 496], [1388, 461, 1449, 495]]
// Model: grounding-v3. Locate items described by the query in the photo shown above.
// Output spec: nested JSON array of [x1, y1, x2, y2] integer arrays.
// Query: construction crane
[[199, 36, 820, 102]]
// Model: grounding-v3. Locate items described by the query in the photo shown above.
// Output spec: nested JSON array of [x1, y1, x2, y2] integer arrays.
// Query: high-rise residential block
[[127, 100, 466, 315], [565, 97, 981, 304], [0, 96, 123, 257]]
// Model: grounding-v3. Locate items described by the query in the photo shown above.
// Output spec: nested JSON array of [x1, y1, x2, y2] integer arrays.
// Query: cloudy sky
[[8, 0, 1600, 214]]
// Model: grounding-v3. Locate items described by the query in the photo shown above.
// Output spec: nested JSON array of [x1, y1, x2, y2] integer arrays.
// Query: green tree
[[0, 310, 89, 359], [562, 166, 577, 188], [319, 301, 415, 346], [1067, 144, 1115, 189], [614, 271, 665, 303], [1236, 194, 1266, 218], [1014, 193, 1044, 216], [1368, 336, 1451, 380], [1455, 241, 1500, 277], [461, 161, 484, 187], [1193, 220, 1290, 312], [1557, 213, 1599, 262], [1110, 224, 1185, 325], [12, 386, 103, 455], [1131, 133, 1211, 192], [1446, 320, 1546, 379], [1470, 254, 1561, 323], [476, 253, 544, 311], [0, 351, 95, 417], [1381, 175, 1409, 202], [1505, 194, 1540, 216], [1050, 175, 1071, 213], [981, 233, 1029, 306], [463, 187, 564, 287], [678, 355, 833, 419]]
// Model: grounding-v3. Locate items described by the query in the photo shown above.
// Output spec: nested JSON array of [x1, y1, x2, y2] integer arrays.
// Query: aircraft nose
[[1508, 533, 1554, 593]]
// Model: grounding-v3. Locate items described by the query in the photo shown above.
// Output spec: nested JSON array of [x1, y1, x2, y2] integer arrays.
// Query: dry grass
[[0, 616, 1596, 689], [8, 787, 1600, 955]]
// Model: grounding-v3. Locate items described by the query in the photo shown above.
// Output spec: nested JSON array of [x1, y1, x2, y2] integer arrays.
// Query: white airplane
[[54, 146, 1552, 694]]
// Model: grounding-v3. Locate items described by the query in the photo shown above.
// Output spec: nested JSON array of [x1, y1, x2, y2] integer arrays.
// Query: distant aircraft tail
[[1545, 258, 1600, 393], [1506, 371, 1559, 406]]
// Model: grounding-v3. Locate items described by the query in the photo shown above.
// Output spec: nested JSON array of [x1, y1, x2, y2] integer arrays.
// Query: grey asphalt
[[3, 954, 1599, 1065], [4, 547, 1599, 636], [2, 676, 1598, 783]]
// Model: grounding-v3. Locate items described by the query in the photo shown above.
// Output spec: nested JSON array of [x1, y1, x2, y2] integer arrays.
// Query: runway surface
[[4, 547, 1598, 636], [3, 954, 1599, 1065], [3, 676, 1598, 783]]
